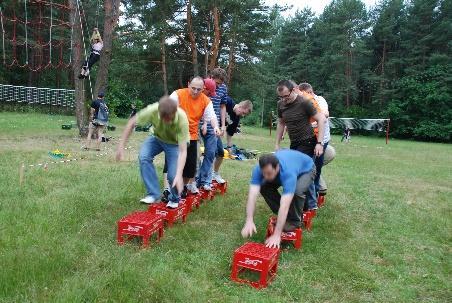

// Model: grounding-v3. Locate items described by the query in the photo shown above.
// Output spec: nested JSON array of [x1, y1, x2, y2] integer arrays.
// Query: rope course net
[[0, 83, 75, 107], [0, 0, 73, 72]]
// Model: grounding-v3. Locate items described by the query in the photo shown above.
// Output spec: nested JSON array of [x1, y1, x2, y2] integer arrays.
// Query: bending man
[[241, 150, 316, 248], [116, 96, 189, 209]]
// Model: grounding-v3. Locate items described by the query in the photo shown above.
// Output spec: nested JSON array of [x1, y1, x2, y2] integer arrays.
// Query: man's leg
[[213, 137, 225, 183], [183, 140, 199, 193], [95, 125, 105, 150], [290, 142, 317, 210], [314, 142, 328, 192], [291, 167, 317, 226], [260, 182, 281, 215], [138, 136, 164, 200], [197, 133, 216, 188], [163, 142, 180, 205], [85, 122, 95, 149]]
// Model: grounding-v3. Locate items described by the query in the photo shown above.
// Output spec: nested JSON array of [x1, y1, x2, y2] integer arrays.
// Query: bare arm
[[241, 185, 261, 238], [313, 112, 326, 157], [220, 104, 226, 132], [172, 142, 187, 192], [275, 119, 285, 150], [116, 116, 137, 160], [265, 193, 293, 248], [273, 194, 294, 235], [89, 108, 95, 121]]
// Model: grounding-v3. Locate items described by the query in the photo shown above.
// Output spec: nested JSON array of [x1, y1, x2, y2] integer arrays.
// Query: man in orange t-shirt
[[168, 76, 221, 195]]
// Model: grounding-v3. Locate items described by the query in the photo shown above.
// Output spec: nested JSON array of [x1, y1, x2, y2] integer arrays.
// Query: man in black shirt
[[224, 97, 253, 150], [275, 80, 326, 157], [84, 92, 109, 151]]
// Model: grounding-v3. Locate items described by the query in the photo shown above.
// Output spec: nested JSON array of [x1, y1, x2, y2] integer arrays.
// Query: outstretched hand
[[115, 148, 124, 161], [265, 234, 281, 248], [241, 221, 257, 238]]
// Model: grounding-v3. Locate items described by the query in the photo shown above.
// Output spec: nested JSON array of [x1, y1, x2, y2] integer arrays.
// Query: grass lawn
[[0, 112, 450, 302]]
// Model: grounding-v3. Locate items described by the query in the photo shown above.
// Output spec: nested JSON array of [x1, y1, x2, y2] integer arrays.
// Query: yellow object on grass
[[199, 147, 235, 159]]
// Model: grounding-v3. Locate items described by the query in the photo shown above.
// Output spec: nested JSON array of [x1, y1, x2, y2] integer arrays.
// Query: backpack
[[94, 101, 109, 125]]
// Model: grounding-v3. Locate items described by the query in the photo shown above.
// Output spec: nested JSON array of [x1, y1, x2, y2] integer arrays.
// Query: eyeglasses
[[278, 89, 293, 100], [190, 87, 203, 92]]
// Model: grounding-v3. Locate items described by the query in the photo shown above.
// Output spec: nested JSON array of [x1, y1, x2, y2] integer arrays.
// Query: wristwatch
[[316, 142, 324, 146]]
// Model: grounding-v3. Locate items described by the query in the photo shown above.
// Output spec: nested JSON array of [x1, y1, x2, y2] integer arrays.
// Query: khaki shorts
[[89, 121, 106, 130]]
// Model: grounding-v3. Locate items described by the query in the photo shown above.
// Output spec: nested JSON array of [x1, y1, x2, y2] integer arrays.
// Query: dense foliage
[[1, 0, 451, 141]]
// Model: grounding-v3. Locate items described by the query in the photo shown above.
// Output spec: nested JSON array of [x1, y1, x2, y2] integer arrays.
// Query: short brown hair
[[211, 68, 227, 81], [238, 100, 253, 113], [299, 82, 313, 92], [158, 96, 177, 118]]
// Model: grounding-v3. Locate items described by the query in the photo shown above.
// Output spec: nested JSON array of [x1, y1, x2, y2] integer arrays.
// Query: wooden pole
[[269, 112, 272, 136], [386, 119, 390, 145]]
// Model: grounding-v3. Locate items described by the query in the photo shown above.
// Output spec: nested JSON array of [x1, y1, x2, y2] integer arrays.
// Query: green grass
[[0, 112, 451, 302]]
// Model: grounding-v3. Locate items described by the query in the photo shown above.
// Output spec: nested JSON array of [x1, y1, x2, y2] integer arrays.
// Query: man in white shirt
[[299, 83, 331, 193]]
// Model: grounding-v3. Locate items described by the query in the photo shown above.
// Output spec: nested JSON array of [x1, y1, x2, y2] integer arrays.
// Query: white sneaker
[[201, 184, 212, 191], [186, 182, 199, 194], [166, 201, 179, 209], [140, 195, 158, 204], [213, 172, 225, 184]]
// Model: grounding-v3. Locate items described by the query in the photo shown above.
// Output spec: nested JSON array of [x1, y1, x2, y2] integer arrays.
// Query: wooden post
[[269, 112, 272, 136], [19, 163, 25, 186], [386, 119, 390, 144]]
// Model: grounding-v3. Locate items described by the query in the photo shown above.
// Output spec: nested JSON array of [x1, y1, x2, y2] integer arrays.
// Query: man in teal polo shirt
[[116, 96, 190, 208]]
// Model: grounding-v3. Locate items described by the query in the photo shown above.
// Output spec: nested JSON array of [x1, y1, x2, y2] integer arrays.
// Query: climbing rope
[[76, 0, 93, 100], [0, 6, 5, 64], [24, 0, 29, 65]]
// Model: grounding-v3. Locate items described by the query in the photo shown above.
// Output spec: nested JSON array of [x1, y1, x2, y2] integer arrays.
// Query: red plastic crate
[[148, 201, 188, 227], [117, 211, 164, 248], [230, 242, 280, 288], [317, 193, 326, 208], [303, 210, 316, 231], [265, 216, 303, 249], [185, 194, 201, 211], [199, 188, 214, 202], [212, 180, 228, 195]]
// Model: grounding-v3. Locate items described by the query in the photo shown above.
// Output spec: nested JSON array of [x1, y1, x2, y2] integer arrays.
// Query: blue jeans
[[139, 136, 180, 203], [197, 132, 217, 186], [314, 142, 329, 192]]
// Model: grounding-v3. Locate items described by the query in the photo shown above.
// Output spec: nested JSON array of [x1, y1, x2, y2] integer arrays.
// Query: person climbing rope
[[78, 28, 103, 79]]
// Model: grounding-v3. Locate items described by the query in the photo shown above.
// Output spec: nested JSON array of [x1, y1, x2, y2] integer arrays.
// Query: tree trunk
[[208, 6, 220, 71], [93, 0, 120, 97], [203, 14, 211, 77], [161, 34, 168, 95], [380, 40, 386, 106], [226, 27, 236, 86], [187, 0, 199, 76], [69, 0, 88, 136]]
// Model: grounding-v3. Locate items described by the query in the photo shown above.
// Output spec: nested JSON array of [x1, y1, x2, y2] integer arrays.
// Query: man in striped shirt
[[197, 68, 228, 190]]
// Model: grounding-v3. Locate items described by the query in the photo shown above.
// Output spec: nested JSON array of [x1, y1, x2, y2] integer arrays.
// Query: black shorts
[[163, 140, 198, 179]]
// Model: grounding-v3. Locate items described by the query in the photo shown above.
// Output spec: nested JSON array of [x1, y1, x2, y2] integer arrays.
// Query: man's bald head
[[188, 76, 205, 98]]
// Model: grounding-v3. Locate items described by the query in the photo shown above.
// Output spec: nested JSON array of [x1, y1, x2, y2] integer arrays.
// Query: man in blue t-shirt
[[241, 149, 316, 248]]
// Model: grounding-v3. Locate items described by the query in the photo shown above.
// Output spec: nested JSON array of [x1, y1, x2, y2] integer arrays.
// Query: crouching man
[[241, 150, 316, 248], [116, 96, 189, 209]]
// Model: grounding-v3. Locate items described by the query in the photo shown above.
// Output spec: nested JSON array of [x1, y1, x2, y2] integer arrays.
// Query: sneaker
[[181, 186, 188, 198], [161, 189, 170, 203], [201, 184, 212, 191], [139, 195, 158, 204], [166, 201, 179, 209], [186, 182, 199, 194], [213, 172, 225, 184]]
